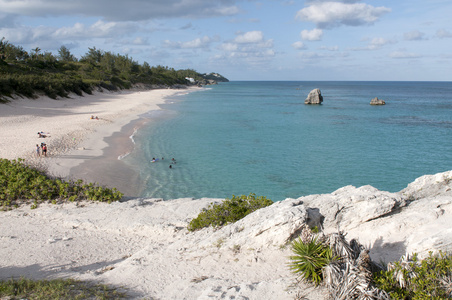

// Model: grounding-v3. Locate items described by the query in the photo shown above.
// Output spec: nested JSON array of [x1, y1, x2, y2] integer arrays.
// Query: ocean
[[123, 81, 452, 202]]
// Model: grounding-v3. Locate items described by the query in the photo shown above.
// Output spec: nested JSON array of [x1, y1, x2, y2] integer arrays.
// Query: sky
[[0, 0, 451, 81]]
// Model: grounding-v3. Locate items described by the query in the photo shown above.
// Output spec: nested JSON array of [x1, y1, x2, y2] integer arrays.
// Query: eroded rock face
[[192, 198, 319, 249], [370, 97, 385, 105], [183, 171, 452, 262], [305, 88, 323, 104], [292, 170, 452, 262]]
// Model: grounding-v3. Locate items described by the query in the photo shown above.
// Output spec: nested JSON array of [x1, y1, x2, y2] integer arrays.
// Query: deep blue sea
[[124, 81, 452, 202]]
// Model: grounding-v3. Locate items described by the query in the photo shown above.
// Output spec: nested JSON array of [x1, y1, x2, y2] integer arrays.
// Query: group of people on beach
[[36, 143, 48, 157], [36, 131, 49, 157], [151, 157, 177, 169]]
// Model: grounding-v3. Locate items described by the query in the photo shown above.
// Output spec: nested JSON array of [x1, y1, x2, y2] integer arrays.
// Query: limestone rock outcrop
[[370, 97, 385, 105], [294, 170, 452, 262], [305, 88, 323, 104]]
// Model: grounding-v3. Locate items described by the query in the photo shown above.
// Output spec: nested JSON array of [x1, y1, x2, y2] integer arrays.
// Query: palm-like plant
[[289, 236, 334, 286]]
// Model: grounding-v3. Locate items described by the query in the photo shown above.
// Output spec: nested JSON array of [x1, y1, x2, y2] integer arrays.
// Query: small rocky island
[[305, 88, 323, 104], [370, 97, 386, 105]]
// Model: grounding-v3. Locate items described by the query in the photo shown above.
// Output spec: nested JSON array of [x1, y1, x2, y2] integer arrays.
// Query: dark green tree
[[57, 45, 77, 62]]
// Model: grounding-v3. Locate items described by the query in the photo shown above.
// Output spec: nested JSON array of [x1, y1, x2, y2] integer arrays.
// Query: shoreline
[[67, 116, 151, 197], [0, 86, 200, 194]]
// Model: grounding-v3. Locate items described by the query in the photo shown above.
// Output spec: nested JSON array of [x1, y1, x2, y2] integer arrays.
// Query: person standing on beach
[[42, 144, 47, 157], [36, 144, 40, 157]]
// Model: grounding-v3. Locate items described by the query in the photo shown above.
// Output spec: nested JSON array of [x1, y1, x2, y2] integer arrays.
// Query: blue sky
[[1, 0, 451, 81]]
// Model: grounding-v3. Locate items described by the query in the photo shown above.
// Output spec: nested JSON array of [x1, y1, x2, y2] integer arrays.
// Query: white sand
[[0, 199, 325, 299], [0, 88, 194, 176]]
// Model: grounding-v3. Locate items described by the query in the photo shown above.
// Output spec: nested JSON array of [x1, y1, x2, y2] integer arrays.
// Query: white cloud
[[297, 51, 349, 60], [300, 28, 323, 41], [350, 37, 395, 51], [389, 51, 421, 59], [436, 29, 452, 38], [234, 31, 264, 43], [220, 43, 238, 52], [319, 45, 339, 51], [292, 41, 307, 50], [163, 36, 211, 49], [217, 30, 275, 66], [132, 37, 148, 45], [404, 30, 426, 41], [369, 37, 393, 48], [306, 0, 361, 3], [0, 0, 242, 21], [296, 2, 391, 29], [54, 21, 138, 39]]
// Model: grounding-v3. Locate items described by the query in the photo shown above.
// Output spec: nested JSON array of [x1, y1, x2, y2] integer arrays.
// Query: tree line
[[0, 38, 228, 101]]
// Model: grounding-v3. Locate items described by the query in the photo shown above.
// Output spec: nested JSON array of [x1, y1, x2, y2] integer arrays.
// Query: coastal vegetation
[[0, 38, 228, 101], [0, 158, 123, 209], [187, 193, 273, 231], [289, 235, 335, 286], [374, 251, 452, 299], [289, 227, 452, 299], [0, 277, 125, 299]]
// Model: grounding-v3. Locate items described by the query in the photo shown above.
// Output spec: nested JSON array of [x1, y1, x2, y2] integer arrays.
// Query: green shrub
[[187, 193, 273, 231], [0, 158, 123, 208], [289, 236, 335, 286], [373, 251, 452, 299], [0, 277, 125, 299]]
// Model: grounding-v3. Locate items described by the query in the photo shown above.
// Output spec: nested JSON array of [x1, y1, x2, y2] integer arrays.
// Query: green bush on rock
[[187, 193, 273, 231], [288, 228, 452, 298], [373, 251, 452, 299], [0, 158, 123, 209]]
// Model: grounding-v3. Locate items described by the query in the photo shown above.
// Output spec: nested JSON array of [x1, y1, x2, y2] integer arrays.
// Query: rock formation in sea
[[305, 88, 323, 104], [370, 97, 386, 105]]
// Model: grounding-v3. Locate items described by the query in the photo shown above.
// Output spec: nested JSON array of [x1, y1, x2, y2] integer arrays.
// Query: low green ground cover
[[0, 277, 125, 299], [0, 158, 123, 209], [187, 193, 273, 231], [373, 251, 452, 299]]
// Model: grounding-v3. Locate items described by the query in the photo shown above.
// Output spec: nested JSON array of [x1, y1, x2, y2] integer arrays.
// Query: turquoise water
[[125, 81, 452, 201]]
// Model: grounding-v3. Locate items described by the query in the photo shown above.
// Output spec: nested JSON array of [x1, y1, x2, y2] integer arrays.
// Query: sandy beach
[[0, 87, 196, 195], [1, 88, 451, 299]]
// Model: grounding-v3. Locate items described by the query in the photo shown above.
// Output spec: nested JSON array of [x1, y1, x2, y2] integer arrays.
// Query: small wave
[[118, 127, 139, 160], [118, 152, 130, 160], [129, 127, 139, 144]]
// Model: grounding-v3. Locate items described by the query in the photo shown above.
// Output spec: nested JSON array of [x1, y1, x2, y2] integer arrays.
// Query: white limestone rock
[[370, 97, 386, 105], [305, 88, 323, 104]]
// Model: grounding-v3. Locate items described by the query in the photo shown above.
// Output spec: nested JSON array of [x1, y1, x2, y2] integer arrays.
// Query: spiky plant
[[289, 235, 334, 286]]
